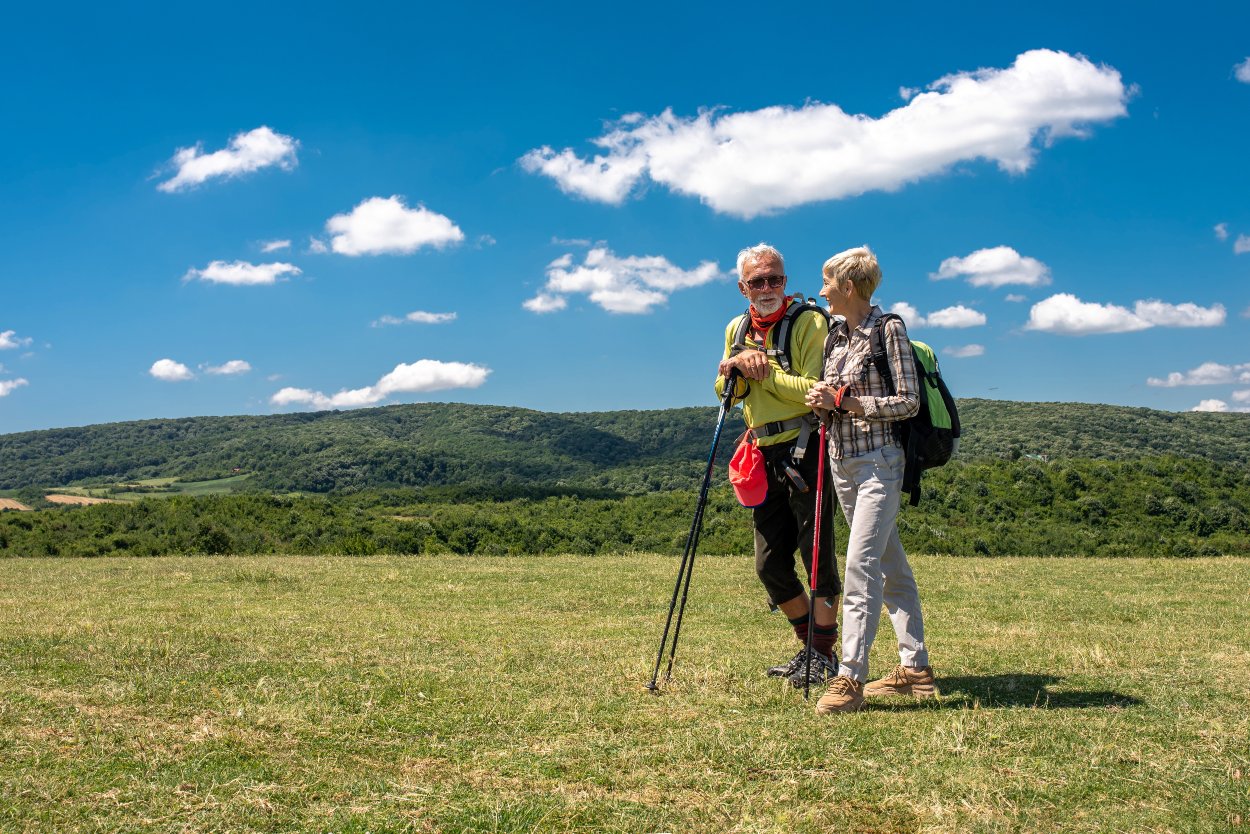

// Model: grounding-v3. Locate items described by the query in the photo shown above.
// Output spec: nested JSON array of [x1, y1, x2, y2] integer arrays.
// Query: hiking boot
[[815, 675, 864, 715], [864, 664, 938, 699], [786, 650, 838, 689], [765, 649, 809, 677]]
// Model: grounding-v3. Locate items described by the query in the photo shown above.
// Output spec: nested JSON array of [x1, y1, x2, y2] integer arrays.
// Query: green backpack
[[868, 314, 961, 506]]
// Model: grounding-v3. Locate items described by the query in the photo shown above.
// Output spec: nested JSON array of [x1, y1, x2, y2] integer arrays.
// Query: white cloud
[[157, 126, 298, 193], [0, 378, 29, 397], [149, 359, 194, 382], [888, 302, 923, 324], [888, 302, 986, 328], [475, 234, 496, 248], [945, 344, 985, 358], [552, 237, 592, 247], [308, 237, 329, 254], [260, 239, 291, 252], [1026, 294, 1148, 335], [1235, 235, 1250, 255], [1191, 399, 1228, 412], [931, 246, 1050, 287], [1232, 389, 1250, 403], [521, 50, 1129, 218], [0, 330, 32, 350], [270, 359, 490, 410], [522, 293, 569, 314], [1215, 223, 1229, 241], [1134, 300, 1225, 327], [1236, 58, 1250, 83], [184, 260, 301, 286], [325, 196, 464, 256], [927, 305, 987, 328], [203, 360, 252, 376], [372, 310, 457, 327], [526, 246, 726, 315], [1004, 293, 1027, 303], [1026, 293, 1225, 335], [1147, 362, 1250, 387]]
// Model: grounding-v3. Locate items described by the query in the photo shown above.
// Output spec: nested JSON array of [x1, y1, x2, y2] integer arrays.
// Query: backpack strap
[[868, 312, 900, 394], [774, 298, 831, 373], [728, 312, 751, 358], [870, 313, 927, 506]]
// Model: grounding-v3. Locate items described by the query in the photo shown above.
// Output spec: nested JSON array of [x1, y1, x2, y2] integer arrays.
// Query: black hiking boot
[[786, 651, 838, 689], [766, 649, 809, 678]]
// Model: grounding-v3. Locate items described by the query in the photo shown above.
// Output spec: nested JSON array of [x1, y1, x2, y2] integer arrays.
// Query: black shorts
[[753, 438, 841, 604]]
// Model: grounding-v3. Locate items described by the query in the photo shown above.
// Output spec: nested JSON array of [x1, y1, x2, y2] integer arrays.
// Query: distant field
[[44, 494, 119, 506], [1, 554, 1246, 833], [38, 474, 255, 503], [0, 499, 31, 511]]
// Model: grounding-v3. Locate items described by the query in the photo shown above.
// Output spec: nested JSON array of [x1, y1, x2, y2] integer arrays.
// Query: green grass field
[[1, 554, 1247, 833]]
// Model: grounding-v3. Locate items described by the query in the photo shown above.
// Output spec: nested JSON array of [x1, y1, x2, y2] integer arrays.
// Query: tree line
[[2, 456, 1246, 558]]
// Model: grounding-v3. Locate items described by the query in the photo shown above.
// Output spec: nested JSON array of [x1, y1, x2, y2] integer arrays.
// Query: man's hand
[[718, 349, 770, 381]]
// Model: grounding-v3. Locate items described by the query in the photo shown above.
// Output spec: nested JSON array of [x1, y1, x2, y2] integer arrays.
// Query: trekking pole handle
[[722, 368, 742, 406]]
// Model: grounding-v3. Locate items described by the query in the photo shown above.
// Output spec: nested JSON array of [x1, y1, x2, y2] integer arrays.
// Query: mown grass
[[1, 554, 1247, 833]]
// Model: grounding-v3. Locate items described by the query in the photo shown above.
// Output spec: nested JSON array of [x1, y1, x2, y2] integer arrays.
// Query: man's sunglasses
[[745, 274, 786, 291]]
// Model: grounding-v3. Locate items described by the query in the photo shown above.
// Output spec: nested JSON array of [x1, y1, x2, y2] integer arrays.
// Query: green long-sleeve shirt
[[714, 303, 828, 446]]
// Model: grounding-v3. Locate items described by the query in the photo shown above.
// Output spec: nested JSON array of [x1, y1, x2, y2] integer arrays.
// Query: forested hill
[[1, 399, 1248, 493]]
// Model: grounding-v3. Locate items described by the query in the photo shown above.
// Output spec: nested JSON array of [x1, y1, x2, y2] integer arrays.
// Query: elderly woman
[[804, 245, 936, 715]]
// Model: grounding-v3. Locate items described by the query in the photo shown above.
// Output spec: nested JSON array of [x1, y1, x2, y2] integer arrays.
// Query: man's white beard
[[753, 295, 783, 315]]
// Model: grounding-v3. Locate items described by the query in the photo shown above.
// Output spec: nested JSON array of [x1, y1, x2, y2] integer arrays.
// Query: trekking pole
[[803, 422, 829, 701], [646, 370, 740, 693]]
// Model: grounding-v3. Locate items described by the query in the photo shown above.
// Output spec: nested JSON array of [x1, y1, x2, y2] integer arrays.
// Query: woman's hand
[[805, 381, 836, 409], [806, 382, 864, 416]]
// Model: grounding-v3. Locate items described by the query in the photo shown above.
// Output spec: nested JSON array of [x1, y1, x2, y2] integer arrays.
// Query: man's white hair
[[736, 242, 784, 278]]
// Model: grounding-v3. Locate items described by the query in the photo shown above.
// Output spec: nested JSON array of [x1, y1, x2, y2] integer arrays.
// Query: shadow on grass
[[926, 673, 1144, 710]]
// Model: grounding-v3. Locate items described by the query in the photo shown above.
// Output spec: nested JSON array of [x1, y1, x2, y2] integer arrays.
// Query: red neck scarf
[[749, 296, 792, 336]]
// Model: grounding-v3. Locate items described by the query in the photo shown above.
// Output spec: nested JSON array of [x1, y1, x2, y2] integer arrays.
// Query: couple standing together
[[714, 243, 935, 715]]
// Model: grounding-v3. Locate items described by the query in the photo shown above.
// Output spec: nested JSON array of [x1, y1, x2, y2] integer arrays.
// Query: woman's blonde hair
[[822, 245, 881, 301]]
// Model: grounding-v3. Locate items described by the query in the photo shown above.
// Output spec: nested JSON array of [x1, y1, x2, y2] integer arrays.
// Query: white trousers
[[831, 444, 928, 681]]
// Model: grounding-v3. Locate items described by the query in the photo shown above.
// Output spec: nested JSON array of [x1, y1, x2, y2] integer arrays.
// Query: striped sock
[[812, 623, 838, 659], [788, 614, 809, 644]]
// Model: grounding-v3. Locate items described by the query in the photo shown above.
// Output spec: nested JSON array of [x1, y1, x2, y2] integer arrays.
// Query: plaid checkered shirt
[[823, 306, 920, 460]]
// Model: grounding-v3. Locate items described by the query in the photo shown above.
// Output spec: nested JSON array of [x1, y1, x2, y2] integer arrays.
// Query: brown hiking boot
[[815, 675, 864, 715], [864, 665, 937, 699]]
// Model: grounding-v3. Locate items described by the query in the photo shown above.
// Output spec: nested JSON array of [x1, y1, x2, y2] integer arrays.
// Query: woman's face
[[820, 273, 854, 317]]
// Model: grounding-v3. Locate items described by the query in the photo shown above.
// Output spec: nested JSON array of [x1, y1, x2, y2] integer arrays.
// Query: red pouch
[[729, 436, 767, 508]]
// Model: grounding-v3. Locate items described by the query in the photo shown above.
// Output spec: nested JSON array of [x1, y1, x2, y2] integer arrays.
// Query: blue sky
[[2, 2, 1249, 433]]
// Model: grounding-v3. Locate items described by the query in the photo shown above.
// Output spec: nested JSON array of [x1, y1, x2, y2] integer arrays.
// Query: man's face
[[739, 256, 787, 315]]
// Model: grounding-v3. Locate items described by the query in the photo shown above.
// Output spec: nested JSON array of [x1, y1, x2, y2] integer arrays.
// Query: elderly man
[[715, 243, 840, 687]]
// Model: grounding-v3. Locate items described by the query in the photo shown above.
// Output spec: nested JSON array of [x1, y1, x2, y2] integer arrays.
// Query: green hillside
[[2, 399, 1248, 558], [2, 399, 1248, 494]]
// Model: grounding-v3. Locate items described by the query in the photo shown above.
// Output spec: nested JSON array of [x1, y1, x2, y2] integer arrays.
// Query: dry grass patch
[[43, 494, 119, 506]]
